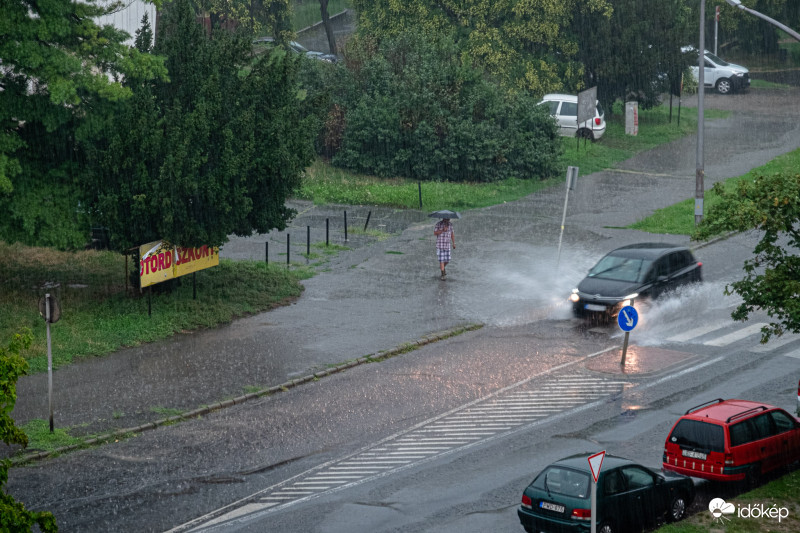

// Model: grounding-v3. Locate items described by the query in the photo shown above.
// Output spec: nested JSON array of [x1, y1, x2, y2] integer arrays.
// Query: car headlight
[[621, 293, 639, 307], [569, 289, 580, 303]]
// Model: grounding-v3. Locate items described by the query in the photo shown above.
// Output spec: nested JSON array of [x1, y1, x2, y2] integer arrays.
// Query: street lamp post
[[696, 0, 705, 226], [725, 0, 800, 42], [696, 0, 800, 227]]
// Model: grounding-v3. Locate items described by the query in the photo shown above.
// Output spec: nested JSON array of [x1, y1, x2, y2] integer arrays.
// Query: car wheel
[[576, 128, 595, 141], [668, 494, 688, 522], [598, 522, 614, 533], [715, 78, 732, 94]]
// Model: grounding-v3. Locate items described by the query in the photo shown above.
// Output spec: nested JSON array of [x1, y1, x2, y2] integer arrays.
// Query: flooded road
[[8, 87, 800, 531]]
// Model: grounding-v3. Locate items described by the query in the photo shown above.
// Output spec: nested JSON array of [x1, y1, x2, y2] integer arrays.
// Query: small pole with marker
[[617, 300, 638, 366]]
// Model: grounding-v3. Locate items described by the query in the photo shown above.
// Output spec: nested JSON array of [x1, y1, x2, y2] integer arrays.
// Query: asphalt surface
[[7, 86, 800, 462]]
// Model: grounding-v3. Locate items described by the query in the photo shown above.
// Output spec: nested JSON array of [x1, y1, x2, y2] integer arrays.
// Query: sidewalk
[[8, 89, 800, 462]]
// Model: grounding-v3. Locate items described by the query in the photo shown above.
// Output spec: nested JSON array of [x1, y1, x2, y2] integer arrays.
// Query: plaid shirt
[[435, 220, 453, 249]]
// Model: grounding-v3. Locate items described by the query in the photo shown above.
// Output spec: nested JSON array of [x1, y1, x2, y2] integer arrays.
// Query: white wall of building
[[95, 0, 157, 47]]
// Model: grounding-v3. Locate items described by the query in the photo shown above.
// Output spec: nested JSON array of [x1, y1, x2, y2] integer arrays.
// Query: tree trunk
[[319, 0, 336, 56]]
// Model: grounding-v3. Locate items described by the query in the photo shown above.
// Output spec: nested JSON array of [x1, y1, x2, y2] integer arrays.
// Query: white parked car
[[683, 47, 750, 94], [538, 93, 606, 141]]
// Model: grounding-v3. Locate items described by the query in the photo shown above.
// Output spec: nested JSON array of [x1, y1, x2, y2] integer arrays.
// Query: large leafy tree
[[82, 0, 313, 251], [0, 0, 167, 248], [572, 0, 693, 113], [351, 0, 612, 95], [693, 171, 800, 343], [0, 329, 58, 532], [312, 32, 561, 183]]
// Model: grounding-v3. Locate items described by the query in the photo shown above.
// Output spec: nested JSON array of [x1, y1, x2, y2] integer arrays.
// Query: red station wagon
[[663, 399, 800, 484]]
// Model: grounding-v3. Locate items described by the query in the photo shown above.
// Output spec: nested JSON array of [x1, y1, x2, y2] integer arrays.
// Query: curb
[[10, 323, 483, 466]]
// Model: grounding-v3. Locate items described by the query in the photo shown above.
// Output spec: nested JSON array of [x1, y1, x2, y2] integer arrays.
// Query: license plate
[[539, 501, 565, 513], [585, 304, 606, 311], [682, 449, 707, 460]]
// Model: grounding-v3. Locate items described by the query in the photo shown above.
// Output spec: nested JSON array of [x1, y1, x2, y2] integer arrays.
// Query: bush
[[1, 329, 58, 532], [303, 32, 561, 183]]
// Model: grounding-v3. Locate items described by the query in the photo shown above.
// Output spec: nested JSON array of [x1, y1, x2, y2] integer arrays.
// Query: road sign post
[[39, 293, 61, 433], [556, 166, 579, 268], [588, 451, 606, 533], [617, 305, 638, 366]]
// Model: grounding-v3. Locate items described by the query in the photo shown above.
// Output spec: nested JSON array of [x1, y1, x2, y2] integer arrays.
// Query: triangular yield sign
[[588, 451, 606, 483]]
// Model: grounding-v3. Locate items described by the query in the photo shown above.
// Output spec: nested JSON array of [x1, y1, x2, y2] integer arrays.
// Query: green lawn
[[658, 468, 800, 533], [0, 243, 310, 374], [629, 147, 800, 235]]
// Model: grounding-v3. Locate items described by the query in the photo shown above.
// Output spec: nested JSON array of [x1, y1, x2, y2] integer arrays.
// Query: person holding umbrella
[[430, 210, 459, 280]]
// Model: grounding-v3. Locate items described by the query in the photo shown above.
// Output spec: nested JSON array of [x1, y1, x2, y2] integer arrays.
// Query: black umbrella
[[428, 210, 461, 219]]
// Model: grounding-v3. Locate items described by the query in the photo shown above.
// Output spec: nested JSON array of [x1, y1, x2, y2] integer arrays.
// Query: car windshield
[[705, 51, 730, 66], [290, 41, 309, 53], [532, 466, 589, 499], [588, 255, 652, 283]]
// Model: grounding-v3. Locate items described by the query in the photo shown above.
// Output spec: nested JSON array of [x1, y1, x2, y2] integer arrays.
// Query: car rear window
[[532, 466, 589, 498], [669, 419, 724, 452]]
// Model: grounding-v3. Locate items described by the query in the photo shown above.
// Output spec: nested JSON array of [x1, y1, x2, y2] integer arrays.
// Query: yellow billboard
[[139, 240, 219, 288]]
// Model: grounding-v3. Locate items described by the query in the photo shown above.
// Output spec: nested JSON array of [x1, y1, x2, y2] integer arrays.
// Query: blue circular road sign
[[618, 305, 638, 332]]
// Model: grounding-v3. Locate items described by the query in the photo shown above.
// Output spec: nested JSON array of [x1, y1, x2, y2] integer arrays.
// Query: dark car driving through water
[[570, 243, 702, 320]]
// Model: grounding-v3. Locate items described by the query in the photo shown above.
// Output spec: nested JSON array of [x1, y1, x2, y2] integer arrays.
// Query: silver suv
[[684, 47, 750, 95]]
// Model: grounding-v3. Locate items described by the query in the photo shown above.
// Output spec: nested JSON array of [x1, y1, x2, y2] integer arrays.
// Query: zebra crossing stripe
[[667, 321, 731, 342], [703, 323, 768, 346]]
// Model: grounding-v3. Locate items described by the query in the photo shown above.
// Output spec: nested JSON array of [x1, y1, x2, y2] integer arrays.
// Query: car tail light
[[697, 262, 703, 267], [572, 508, 591, 520], [594, 117, 601, 126], [725, 453, 735, 466], [521, 494, 532, 509]]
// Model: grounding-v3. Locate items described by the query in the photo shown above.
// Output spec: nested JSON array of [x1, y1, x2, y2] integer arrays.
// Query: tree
[[319, 0, 337, 56], [0, 0, 167, 248], [692, 171, 800, 343], [81, 0, 313, 251], [572, 0, 693, 114], [193, 0, 292, 39], [351, 0, 613, 96], [321, 32, 561, 183], [0, 329, 58, 532]]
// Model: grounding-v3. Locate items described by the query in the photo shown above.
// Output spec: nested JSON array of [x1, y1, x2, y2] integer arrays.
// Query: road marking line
[[784, 348, 800, 359], [704, 323, 767, 346], [667, 321, 731, 342]]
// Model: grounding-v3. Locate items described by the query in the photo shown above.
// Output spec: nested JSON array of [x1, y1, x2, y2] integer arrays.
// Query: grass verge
[[296, 102, 730, 210], [658, 469, 800, 532], [0, 243, 307, 374], [629, 147, 800, 235]]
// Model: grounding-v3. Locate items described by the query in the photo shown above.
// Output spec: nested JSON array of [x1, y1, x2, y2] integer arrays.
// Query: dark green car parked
[[518, 454, 694, 533]]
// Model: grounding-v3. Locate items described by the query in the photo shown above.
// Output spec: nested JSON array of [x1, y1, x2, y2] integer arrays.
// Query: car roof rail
[[685, 398, 725, 415], [727, 406, 769, 423]]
